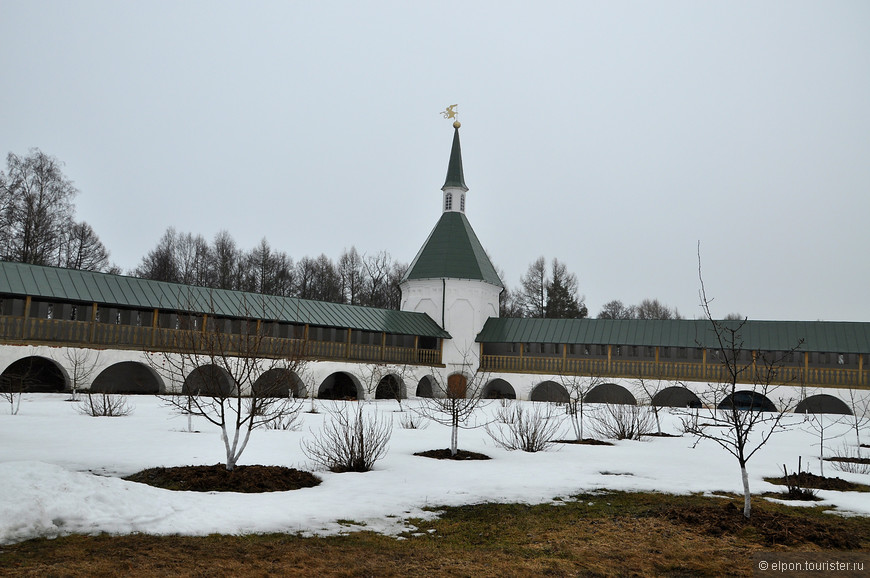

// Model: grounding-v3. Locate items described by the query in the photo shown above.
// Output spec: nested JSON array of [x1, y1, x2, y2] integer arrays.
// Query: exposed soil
[[664, 500, 860, 548], [123, 464, 321, 492], [765, 471, 870, 492], [825, 456, 870, 465], [413, 449, 491, 460], [645, 432, 681, 438], [554, 438, 615, 446]]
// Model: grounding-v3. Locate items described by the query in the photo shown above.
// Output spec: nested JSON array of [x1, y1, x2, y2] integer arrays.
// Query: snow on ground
[[1, 394, 868, 545]]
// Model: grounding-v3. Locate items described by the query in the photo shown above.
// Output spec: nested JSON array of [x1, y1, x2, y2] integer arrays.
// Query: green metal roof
[[402, 212, 503, 287], [476, 317, 870, 354], [442, 125, 467, 191], [0, 261, 450, 338]]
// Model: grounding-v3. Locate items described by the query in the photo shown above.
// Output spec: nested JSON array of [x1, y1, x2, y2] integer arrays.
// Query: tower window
[[445, 193, 452, 211], [460, 194, 465, 211]]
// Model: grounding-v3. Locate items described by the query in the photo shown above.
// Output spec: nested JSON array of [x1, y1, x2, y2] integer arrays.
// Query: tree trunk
[[741, 465, 751, 518]]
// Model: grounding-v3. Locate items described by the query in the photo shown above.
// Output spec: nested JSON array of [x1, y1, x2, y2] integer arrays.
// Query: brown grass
[[2, 491, 868, 577]]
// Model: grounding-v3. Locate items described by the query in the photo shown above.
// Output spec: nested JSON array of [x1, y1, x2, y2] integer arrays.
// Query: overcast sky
[[2, 1, 868, 321]]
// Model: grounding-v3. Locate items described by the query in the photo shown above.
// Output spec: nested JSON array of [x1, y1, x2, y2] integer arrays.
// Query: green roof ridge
[[0, 260, 450, 338], [402, 212, 503, 287]]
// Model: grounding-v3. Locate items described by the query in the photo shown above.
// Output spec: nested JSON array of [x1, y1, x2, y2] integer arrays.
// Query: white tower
[[400, 121, 503, 377]]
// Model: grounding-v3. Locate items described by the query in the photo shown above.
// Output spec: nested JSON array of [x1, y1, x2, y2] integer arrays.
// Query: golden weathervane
[[440, 104, 460, 128], [440, 104, 458, 120]]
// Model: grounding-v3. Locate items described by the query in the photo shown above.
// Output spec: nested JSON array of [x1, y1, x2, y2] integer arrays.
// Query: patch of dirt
[[413, 449, 491, 460], [765, 472, 870, 492], [664, 500, 860, 549], [645, 432, 681, 438], [124, 464, 321, 492], [825, 456, 870, 465], [554, 438, 615, 446]]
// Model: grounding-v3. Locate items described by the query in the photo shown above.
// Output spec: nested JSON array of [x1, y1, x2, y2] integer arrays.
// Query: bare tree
[[78, 391, 133, 417], [60, 348, 101, 401], [635, 377, 670, 435], [486, 402, 564, 452], [591, 402, 655, 441], [559, 373, 605, 441], [597, 300, 636, 320], [152, 293, 306, 471], [135, 227, 181, 282], [0, 149, 79, 265], [519, 256, 547, 318], [414, 358, 491, 456], [800, 410, 848, 477], [678, 251, 799, 518], [338, 246, 365, 305], [302, 402, 392, 472], [635, 298, 683, 320], [844, 389, 870, 458], [57, 221, 111, 272]]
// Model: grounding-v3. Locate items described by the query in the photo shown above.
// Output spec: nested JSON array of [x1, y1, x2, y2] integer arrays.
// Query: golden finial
[[440, 104, 458, 120], [453, 120, 461, 128]]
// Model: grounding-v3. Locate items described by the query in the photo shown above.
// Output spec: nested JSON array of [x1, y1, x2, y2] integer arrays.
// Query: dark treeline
[[134, 227, 407, 310], [0, 149, 117, 274], [3, 149, 702, 317]]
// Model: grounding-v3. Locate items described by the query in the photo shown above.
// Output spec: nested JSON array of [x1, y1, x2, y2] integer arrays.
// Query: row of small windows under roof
[[482, 341, 864, 367]]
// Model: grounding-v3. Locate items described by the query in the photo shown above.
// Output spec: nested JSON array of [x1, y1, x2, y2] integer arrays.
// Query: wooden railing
[[0, 316, 442, 367], [480, 354, 868, 389]]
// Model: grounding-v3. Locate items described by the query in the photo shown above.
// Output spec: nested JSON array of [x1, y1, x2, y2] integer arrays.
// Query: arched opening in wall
[[652, 386, 701, 409], [717, 391, 777, 412], [447, 374, 467, 398], [318, 372, 361, 400], [0, 357, 66, 393], [375, 374, 405, 400], [91, 362, 162, 394], [182, 365, 237, 397], [795, 394, 852, 416], [416, 376, 435, 398], [253, 369, 306, 398], [529, 381, 569, 403], [585, 383, 636, 405], [482, 378, 516, 399]]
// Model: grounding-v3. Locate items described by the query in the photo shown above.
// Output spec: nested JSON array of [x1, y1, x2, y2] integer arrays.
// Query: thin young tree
[[679, 250, 799, 518], [559, 373, 605, 441], [636, 377, 670, 435], [152, 292, 306, 471], [414, 356, 491, 456], [800, 409, 848, 477], [60, 348, 101, 401], [844, 388, 870, 458]]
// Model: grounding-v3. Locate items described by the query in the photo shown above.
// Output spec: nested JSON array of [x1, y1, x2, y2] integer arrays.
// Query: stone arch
[[447, 373, 468, 398], [91, 362, 163, 394], [795, 394, 852, 416], [717, 390, 777, 412], [182, 364, 237, 397], [529, 380, 569, 403], [585, 383, 637, 405], [318, 372, 362, 400], [375, 374, 406, 400], [482, 378, 516, 399], [416, 375, 436, 398], [253, 368, 306, 398], [0, 356, 66, 393], [652, 386, 702, 409]]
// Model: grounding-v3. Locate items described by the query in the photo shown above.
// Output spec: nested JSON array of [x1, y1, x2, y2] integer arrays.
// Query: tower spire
[[441, 121, 468, 214], [442, 121, 467, 192]]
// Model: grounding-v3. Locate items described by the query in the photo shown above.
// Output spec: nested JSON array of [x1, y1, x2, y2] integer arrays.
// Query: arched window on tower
[[460, 193, 465, 212], [445, 193, 453, 211]]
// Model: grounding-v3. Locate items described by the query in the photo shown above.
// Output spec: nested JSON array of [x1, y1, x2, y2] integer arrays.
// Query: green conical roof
[[402, 211, 503, 287], [442, 125, 467, 191]]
